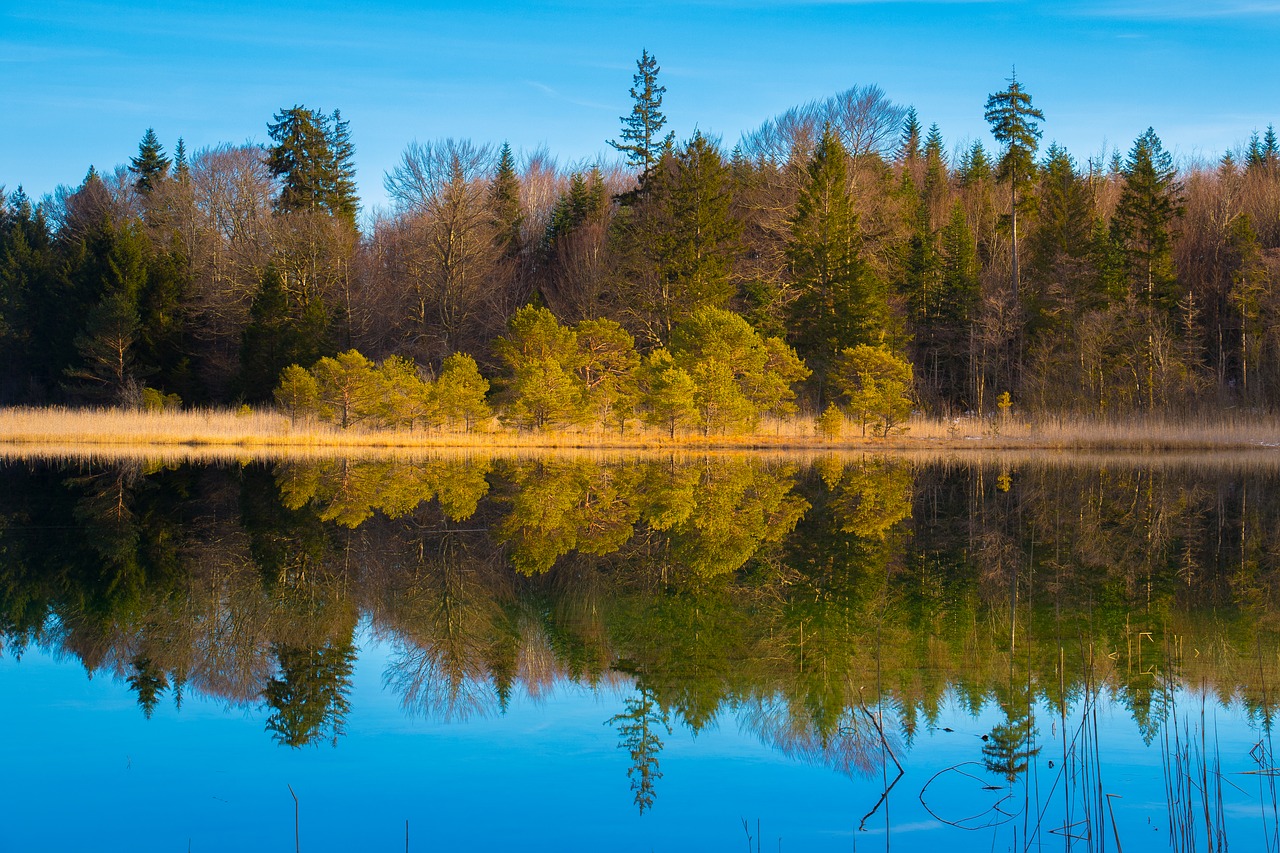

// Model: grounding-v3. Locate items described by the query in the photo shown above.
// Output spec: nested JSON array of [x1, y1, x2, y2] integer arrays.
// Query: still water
[[1, 453, 1278, 851]]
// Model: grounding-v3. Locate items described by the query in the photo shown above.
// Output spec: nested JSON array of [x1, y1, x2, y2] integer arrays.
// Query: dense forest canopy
[[5, 57, 1280, 421]]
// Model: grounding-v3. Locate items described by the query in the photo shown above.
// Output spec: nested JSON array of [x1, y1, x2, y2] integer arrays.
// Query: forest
[[4, 52, 1280, 428]]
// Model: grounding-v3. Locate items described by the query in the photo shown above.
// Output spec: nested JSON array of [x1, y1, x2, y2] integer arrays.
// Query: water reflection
[[2, 453, 1280, 844]]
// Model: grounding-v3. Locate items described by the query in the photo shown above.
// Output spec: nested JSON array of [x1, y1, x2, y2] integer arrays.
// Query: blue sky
[[3, 0, 1278, 213]]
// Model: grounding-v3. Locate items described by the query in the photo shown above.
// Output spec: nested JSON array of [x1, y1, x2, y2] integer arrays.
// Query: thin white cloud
[[1073, 0, 1280, 20], [524, 81, 612, 112]]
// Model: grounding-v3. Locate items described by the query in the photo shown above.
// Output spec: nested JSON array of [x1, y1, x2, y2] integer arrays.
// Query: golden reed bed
[[0, 405, 1277, 455]]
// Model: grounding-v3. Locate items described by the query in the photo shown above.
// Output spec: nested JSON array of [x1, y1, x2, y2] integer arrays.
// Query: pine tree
[[172, 138, 189, 182], [490, 141, 524, 254], [958, 141, 992, 187], [787, 128, 888, 392], [1111, 127, 1183, 311], [129, 128, 170, 195], [984, 73, 1044, 297], [613, 131, 741, 342], [266, 106, 358, 227], [326, 110, 359, 226], [1025, 144, 1094, 329], [609, 50, 674, 173], [898, 107, 922, 164]]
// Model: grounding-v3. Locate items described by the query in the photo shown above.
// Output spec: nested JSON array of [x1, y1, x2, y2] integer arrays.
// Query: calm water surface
[[1, 453, 1278, 851]]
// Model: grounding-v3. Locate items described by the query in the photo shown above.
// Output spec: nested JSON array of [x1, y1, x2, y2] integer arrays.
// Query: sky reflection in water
[[5, 627, 1273, 851], [2, 455, 1279, 850]]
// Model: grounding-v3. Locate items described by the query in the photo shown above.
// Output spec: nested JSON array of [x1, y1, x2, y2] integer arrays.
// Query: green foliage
[[129, 129, 170, 196], [311, 350, 382, 429], [239, 265, 334, 402], [668, 307, 809, 433], [274, 364, 319, 422], [639, 349, 698, 438], [833, 344, 914, 437], [435, 352, 491, 430], [374, 354, 431, 429], [613, 132, 742, 342], [266, 106, 359, 227], [816, 403, 844, 438], [787, 129, 888, 389], [494, 306, 586, 430], [490, 141, 524, 255], [263, 638, 356, 747], [1112, 127, 1184, 311], [140, 387, 181, 412], [609, 49, 674, 172], [984, 73, 1044, 189], [575, 318, 640, 432], [608, 686, 671, 814]]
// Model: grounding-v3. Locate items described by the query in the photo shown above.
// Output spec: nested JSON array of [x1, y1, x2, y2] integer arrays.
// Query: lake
[[2, 452, 1278, 851]]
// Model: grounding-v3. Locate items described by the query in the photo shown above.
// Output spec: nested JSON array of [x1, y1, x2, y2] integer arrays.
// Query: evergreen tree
[[494, 306, 587, 429], [608, 686, 671, 814], [921, 124, 948, 214], [326, 110, 359, 226], [787, 128, 888, 393], [613, 131, 742, 342], [898, 107, 922, 164], [917, 202, 979, 407], [609, 49, 674, 173], [263, 639, 356, 748], [266, 106, 359, 227], [958, 140, 992, 187], [0, 189, 56, 400], [984, 73, 1044, 297], [1112, 127, 1183, 311], [129, 128, 170, 195], [172, 137, 189, 182], [434, 352, 491, 431], [238, 266, 333, 401], [1025, 145, 1095, 329], [490, 141, 524, 254], [546, 170, 608, 245]]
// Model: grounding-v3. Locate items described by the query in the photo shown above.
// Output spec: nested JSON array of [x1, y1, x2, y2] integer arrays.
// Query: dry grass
[[0, 405, 1277, 459]]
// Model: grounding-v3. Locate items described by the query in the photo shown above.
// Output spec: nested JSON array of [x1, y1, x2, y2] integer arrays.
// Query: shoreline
[[0, 405, 1278, 456]]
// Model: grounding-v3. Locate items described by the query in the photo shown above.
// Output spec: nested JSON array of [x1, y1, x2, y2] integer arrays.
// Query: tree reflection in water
[[3, 453, 1280, 824]]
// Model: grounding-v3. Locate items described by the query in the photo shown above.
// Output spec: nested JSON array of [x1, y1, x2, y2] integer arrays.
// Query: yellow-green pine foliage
[[833, 344, 914, 437], [639, 349, 698, 438], [435, 352, 491, 431], [311, 350, 383, 429], [494, 306, 587, 430], [274, 364, 320, 422], [668, 307, 809, 434], [377, 355, 433, 429], [575, 318, 641, 432], [816, 403, 844, 438]]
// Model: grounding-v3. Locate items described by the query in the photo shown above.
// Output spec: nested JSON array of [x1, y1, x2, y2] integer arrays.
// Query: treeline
[[5, 59, 1280, 417]]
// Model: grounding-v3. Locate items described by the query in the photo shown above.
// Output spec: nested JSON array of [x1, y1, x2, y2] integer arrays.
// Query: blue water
[[3, 627, 1273, 852]]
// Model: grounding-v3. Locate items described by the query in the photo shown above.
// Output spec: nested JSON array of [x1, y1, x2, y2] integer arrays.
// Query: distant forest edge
[[5, 53, 1280, 438]]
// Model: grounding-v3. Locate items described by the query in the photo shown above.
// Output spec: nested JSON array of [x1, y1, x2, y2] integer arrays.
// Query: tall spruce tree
[[1026, 145, 1095, 330], [129, 128, 170, 196], [984, 73, 1044, 298], [610, 50, 674, 173], [787, 128, 888, 394], [266, 106, 359, 227], [490, 141, 524, 254], [1111, 127, 1183, 311], [898, 107, 922, 164], [613, 131, 741, 343]]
